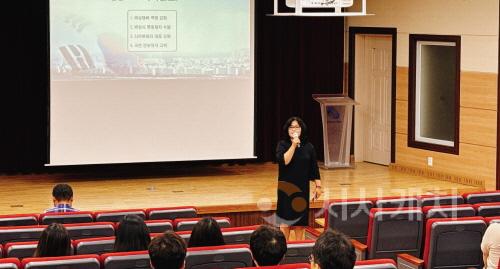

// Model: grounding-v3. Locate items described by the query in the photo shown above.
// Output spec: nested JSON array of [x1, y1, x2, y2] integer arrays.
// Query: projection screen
[[49, 0, 255, 165]]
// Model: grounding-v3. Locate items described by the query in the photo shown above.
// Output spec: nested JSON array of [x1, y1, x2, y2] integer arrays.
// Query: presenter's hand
[[291, 137, 301, 147]]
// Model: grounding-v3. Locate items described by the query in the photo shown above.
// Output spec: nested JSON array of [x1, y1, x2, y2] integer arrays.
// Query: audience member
[[149, 231, 187, 269], [114, 214, 151, 252], [481, 222, 500, 269], [45, 183, 78, 213], [188, 217, 225, 247], [34, 223, 72, 257], [249, 225, 287, 266], [311, 229, 355, 269]]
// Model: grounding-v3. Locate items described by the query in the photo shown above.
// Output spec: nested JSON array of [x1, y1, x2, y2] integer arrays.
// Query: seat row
[[1, 236, 311, 263], [0, 225, 263, 258], [325, 193, 500, 243], [0, 206, 199, 227], [309, 206, 498, 268], [0, 218, 234, 246], [338, 208, 490, 269], [0, 245, 397, 269]]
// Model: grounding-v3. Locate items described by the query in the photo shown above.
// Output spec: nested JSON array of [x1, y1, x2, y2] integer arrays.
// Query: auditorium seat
[[375, 196, 420, 208], [21, 255, 100, 269], [144, 219, 173, 233], [4, 241, 38, 259], [354, 259, 397, 269], [0, 225, 46, 244], [325, 199, 374, 244], [420, 195, 464, 207], [100, 250, 150, 269], [0, 258, 21, 269], [4, 241, 76, 259], [0, 214, 38, 227], [64, 222, 115, 239], [221, 225, 259, 245], [282, 240, 314, 264], [397, 217, 486, 269], [94, 209, 146, 223], [146, 206, 197, 220], [463, 191, 500, 204], [473, 202, 500, 217], [485, 216, 500, 225], [175, 231, 192, 244], [236, 264, 310, 269], [74, 236, 115, 255], [185, 244, 253, 269], [422, 204, 475, 219], [173, 217, 231, 231], [352, 208, 424, 260], [40, 211, 94, 224]]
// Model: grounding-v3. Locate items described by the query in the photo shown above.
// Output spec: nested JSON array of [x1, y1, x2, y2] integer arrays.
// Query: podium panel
[[313, 94, 358, 168]]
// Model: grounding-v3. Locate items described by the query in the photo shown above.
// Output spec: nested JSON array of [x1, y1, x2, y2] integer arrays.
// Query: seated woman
[[34, 223, 71, 257], [188, 217, 225, 247], [114, 214, 151, 252]]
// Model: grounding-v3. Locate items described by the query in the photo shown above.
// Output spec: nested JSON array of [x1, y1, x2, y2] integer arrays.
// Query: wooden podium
[[313, 94, 358, 169]]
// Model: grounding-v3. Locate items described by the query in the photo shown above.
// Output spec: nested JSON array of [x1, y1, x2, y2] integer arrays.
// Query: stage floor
[[0, 162, 481, 215]]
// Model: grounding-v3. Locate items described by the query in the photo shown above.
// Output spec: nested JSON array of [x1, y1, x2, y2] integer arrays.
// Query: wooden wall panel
[[396, 133, 496, 188], [396, 67, 408, 101], [346, 0, 499, 190], [461, 72, 498, 110], [460, 108, 497, 148], [396, 100, 408, 134]]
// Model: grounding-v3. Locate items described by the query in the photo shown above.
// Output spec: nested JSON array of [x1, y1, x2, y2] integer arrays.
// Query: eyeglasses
[[289, 126, 301, 129]]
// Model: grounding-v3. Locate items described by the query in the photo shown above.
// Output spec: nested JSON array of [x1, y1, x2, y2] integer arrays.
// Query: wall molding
[[390, 163, 485, 189]]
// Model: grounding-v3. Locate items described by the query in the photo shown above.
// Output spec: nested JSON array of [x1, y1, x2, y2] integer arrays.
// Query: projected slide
[[50, 0, 250, 79], [49, 0, 255, 165]]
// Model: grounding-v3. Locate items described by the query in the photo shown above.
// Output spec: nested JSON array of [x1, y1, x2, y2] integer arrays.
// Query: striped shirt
[[45, 204, 79, 213]]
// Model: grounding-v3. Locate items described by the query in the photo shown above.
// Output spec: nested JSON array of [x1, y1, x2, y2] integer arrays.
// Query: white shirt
[[481, 223, 500, 269]]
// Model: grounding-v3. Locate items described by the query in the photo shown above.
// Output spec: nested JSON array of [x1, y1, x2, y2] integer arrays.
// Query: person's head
[[149, 231, 187, 269], [34, 223, 71, 257], [52, 183, 74, 205], [249, 225, 287, 266], [114, 214, 151, 252], [282, 116, 308, 142], [311, 229, 356, 269], [188, 217, 225, 247]]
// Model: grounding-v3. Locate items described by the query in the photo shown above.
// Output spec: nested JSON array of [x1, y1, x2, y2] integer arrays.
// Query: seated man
[[149, 231, 187, 269], [311, 229, 356, 269], [45, 183, 78, 213], [249, 225, 287, 266]]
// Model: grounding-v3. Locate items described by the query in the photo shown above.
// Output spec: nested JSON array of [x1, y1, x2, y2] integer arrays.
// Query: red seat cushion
[[173, 217, 230, 228], [22, 254, 100, 267], [100, 250, 149, 263], [355, 259, 396, 266], [187, 244, 250, 252], [422, 204, 473, 214], [145, 206, 197, 219], [0, 258, 21, 268], [221, 225, 259, 232], [237, 264, 311, 269]]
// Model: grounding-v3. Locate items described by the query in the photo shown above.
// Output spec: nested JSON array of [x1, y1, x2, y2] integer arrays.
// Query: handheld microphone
[[293, 133, 301, 148]]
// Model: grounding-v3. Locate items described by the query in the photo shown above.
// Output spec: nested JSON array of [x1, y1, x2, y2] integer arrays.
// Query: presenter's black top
[[276, 139, 320, 227]]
